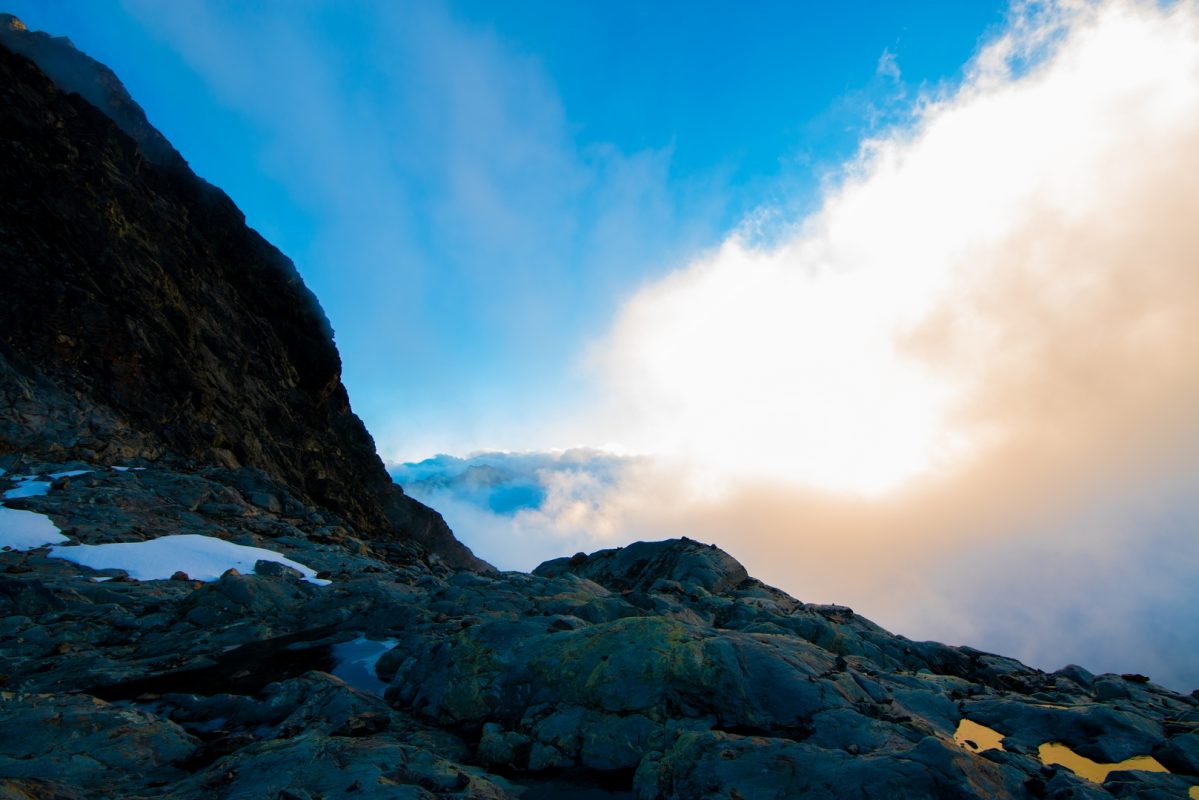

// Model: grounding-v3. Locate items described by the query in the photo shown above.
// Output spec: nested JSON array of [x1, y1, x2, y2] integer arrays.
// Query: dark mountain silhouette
[[0, 14, 487, 572]]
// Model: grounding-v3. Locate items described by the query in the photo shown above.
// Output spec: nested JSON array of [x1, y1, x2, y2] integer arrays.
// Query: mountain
[[0, 13, 486, 572], [0, 12, 186, 173], [1, 15, 1196, 800]]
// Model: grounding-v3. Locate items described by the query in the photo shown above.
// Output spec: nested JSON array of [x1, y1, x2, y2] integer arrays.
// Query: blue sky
[[10, 1, 1199, 690], [9, 0, 1007, 458]]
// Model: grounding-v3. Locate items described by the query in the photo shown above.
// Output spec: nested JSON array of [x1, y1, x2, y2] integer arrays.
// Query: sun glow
[[588, 0, 1199, 497], [594, 236, 961, 495]]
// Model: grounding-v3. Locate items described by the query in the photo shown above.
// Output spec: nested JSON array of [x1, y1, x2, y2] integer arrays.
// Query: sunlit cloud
[[416, 0, 1199, 690], [585, 0, 1199, 499]]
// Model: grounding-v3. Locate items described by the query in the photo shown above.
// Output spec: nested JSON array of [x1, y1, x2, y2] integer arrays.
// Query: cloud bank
[[410, 1, 1199, 691], [390, 450, 644, 569]]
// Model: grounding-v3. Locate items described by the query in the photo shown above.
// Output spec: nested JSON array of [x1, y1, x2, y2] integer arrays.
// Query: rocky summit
[[1, 15, 1197, 800]]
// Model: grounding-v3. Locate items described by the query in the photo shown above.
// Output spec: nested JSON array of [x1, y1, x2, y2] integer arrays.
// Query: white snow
[[0, 506, 69, 550], [4, 477, 51, 499], [48, 533, 330, 585], [50, 470, 91, 479], [3, 470, 91, 499]]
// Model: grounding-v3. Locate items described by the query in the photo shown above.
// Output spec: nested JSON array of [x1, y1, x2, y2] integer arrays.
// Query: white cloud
[[583, 0, 1199, 500], [463, 0, 1199, 690], [391, 450, 646, 569]]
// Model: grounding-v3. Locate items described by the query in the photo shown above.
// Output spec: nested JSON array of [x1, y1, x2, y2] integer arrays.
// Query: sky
[[10, 1, 1199, 691]]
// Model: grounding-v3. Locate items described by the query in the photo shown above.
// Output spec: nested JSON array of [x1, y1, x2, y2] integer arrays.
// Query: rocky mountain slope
[[1, 15, 1197, 800], [0, 15, 484, 572]]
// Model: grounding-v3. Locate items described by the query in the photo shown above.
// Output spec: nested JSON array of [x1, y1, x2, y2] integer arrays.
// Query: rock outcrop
[[0, 12, 186, 173], [1, 14, 1196, 800], [2, 466, 1196, 798]]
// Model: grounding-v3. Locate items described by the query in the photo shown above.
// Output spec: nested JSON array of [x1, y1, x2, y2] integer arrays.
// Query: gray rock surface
[[5, 452, 1195, 798]]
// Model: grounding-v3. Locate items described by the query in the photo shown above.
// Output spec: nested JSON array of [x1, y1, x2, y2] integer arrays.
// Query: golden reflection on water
[[954, 720, 1185, 789], [953, 719, 1006, 752], [1188, 785, 1198, 799], [1037, 742, 1169, 784]]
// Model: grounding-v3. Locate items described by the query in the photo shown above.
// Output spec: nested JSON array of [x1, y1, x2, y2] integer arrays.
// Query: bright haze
[[15, 0, 1199, 691]]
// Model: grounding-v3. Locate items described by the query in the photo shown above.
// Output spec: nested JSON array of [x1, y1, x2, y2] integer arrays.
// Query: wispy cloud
[[876, 48, 902, 81], [119, 0, 726, 456]]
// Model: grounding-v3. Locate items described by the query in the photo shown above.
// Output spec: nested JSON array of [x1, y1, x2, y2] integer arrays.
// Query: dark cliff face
[[0, 28, 488, 571], [0, 13, 187, 174]]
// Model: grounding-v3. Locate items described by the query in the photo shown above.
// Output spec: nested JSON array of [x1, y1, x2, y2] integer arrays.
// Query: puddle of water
[[89, 626, 340, 700], [1037, 742, 1169, 784], [954, 719, 1006, 753], [955, 719, 1188, 789], [331, 635, 397, 696]]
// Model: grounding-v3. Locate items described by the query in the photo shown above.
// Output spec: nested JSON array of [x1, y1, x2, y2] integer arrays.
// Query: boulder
[[535, 538, 749, 596]]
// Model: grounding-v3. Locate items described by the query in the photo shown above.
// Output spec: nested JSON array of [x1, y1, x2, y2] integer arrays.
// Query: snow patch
[[50, 470, 91, 479], [48, 534, 330, 585], [3, 470, 91, 499], [4, 478, 51, 499], [0, 506, 69, 550]]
